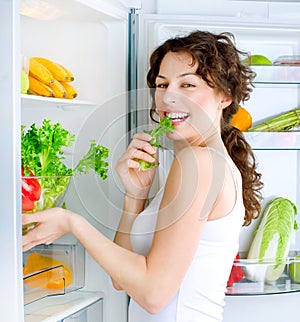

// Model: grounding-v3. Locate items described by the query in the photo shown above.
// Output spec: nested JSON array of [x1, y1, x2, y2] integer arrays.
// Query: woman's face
[[154, 51, 231, 146]]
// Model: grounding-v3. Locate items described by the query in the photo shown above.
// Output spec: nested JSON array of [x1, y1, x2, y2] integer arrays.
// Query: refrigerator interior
[[20, 0, 131, 321], [137, 2, 300, 321]]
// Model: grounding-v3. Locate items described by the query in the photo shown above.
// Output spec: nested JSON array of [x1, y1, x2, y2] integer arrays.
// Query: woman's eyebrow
[[177, 72, 198, 78], [156, 74, 166, 79], [156, 72, 197, 79]]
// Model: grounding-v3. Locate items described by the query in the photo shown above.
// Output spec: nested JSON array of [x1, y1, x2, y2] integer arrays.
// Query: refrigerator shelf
[[21, 94, 97, 110], [252, 65, 300, 84], [244, 131, 300, 150], [226, 251, 300, 296], [24, 290, 104, 322]]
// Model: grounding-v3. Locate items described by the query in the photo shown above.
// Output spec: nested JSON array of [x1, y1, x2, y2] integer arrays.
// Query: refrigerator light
[[20, 0, 62, 20]]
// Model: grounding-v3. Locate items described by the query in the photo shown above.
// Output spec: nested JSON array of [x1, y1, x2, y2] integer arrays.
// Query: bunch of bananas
[[28, 57, 78, 99]]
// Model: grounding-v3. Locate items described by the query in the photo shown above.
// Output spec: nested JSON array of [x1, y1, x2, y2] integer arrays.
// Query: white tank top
[[129, 149, 245, 322]]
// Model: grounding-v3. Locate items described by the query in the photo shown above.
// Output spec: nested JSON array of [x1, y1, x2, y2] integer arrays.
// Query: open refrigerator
[[1, 0, 132, 321], [1, 0, 300, 321]]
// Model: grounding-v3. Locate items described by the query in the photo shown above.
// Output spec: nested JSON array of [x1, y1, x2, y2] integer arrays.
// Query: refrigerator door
[[3, 0, 141, 321], [0, 0, 24, 321]]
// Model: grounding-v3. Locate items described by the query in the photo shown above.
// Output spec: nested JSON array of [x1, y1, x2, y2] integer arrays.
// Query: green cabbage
[[246, 197, 298, 282]]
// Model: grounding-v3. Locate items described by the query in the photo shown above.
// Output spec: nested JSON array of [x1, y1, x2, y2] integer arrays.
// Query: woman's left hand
[[22, 207, 74, 252]]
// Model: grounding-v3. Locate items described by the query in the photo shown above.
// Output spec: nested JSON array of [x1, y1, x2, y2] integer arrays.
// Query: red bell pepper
[[21, 167, 41, 211], [227, 252, 244, 287]]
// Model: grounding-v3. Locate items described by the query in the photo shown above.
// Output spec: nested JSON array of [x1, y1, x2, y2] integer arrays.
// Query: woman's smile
[[165, 111, 190, 125]]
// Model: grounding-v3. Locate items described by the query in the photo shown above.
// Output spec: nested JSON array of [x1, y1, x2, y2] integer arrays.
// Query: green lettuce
[[21, 119, 109, 212], [139, 117, 174, 171]]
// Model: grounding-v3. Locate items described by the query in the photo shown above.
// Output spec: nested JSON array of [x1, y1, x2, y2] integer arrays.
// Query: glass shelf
[[21, 94, 98, 110], [226, 251, 300, 296], [252, 65, 300, 84], [24, 290, 104, 322], [244, 131, 300, 150]]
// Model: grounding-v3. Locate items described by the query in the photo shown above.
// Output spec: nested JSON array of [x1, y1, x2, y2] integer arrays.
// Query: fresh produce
[[246, 197, 298, 282], [21, 119, 109, 215], [33, 57, 70, 82], [60, 81, 78, 99], [28, 57, 77, 99], [138, 117, 175, 170], [29, 58, 54, 85], [242, 54, 272, 66], [49, 79, 67, 99], [289, 255, 300, 283], [21, 167, 42, 211], [57, 63, 74, 81], [227, 253, 244, 287], [28, 75, 54, 97], [20, 70, 29, 94], [23, 252, 73, 290], [231, 106, 252, 131], [248, 107, 300, 132]]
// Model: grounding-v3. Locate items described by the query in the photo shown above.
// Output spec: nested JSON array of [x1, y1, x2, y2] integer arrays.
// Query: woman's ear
[[219, 94, 232, 110]]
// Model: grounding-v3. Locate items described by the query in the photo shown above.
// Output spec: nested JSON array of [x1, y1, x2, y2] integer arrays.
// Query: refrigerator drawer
[[23, 242, 85, 305]]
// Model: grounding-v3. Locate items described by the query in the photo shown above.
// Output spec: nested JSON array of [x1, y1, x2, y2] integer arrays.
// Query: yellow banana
[[29, 75, 54, 97], [49, 79, 67, 98], [57, 63, 75, 82], [60, 82, 78, 99], [29, 58, 54, 85], [33, 57, 69, 82]]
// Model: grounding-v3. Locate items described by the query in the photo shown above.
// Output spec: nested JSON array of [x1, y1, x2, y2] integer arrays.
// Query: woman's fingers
[[22, 212, 43, 225], [129, 148, 156, 163], [129, 133, 156, 155]]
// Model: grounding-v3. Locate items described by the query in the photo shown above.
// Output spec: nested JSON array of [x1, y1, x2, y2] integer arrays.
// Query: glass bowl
[[22, 175, 71, 234], [226, 251, 300, 295]]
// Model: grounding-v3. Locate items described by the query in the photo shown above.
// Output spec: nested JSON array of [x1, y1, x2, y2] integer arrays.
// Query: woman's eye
[[183, 83, 195, 88], [156, 83, 168, 89]]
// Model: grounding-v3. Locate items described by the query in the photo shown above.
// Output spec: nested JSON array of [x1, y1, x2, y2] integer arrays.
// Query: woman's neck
[[173, 131, 226, 156]]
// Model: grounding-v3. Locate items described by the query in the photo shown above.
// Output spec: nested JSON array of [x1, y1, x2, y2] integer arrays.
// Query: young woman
[[23, 30, 263, 322]]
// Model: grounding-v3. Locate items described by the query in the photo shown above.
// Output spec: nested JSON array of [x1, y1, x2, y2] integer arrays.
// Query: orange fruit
[[231, 106, 252, 131]]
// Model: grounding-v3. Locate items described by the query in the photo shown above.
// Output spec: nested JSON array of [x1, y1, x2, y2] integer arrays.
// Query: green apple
[[20, 70, 29, 94], [242, 55, 272, 66], [289, 255, 300, 283]]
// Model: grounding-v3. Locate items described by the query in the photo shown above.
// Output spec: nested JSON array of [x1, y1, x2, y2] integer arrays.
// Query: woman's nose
[[162, 89, 179, 106]]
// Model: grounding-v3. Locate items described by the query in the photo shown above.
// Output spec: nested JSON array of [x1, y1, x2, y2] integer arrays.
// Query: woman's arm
[[113, 194, 147, 251], [111, 194, 146, 290], [22, 147, 220, 314], [111, 132, 157, 288]]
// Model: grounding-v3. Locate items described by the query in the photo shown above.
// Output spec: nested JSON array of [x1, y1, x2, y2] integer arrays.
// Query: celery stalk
[[248, 107, 300, 132]]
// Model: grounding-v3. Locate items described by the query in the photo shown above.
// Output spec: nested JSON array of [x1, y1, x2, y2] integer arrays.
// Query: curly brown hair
[[146, 30, 263, 226]]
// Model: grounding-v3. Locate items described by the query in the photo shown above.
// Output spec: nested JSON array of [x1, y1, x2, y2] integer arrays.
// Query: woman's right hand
[[116, 132, 157, 200]]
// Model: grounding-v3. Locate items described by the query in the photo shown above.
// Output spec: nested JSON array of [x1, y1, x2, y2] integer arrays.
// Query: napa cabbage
[[246, 197, 298, 282]]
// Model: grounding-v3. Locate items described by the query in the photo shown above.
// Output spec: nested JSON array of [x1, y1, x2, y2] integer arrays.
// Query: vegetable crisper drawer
[[23, 243, 85, 305]]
